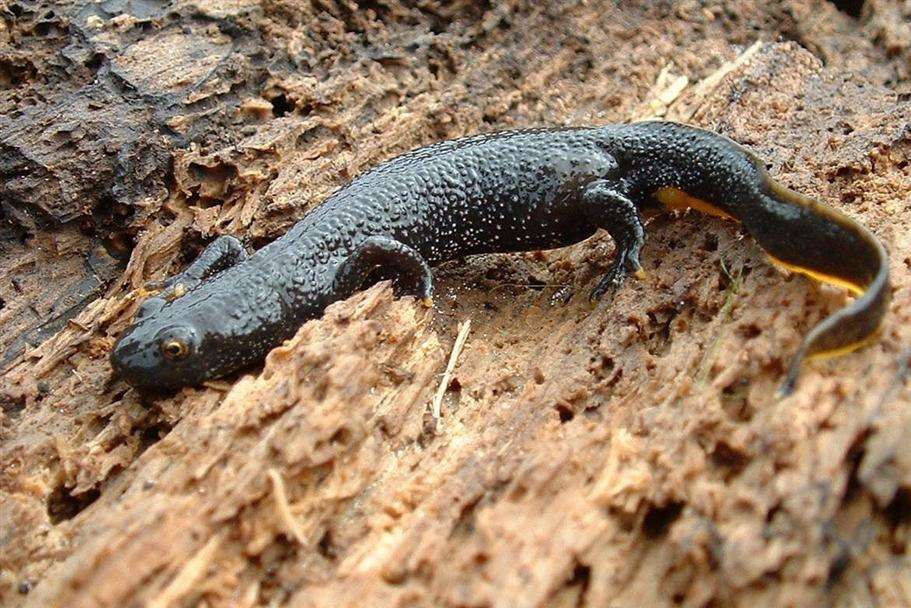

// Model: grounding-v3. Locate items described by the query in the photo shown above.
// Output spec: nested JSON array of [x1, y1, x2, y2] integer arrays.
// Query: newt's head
[[110, 310, 209, 392], [111, 288, 248, 392], [111, 274, 298, 392]]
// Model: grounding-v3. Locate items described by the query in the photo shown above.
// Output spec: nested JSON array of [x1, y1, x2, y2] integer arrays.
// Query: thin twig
[[670, 39, 763, 122], [148, 533, 223, 608], [267, 468, 307, 545], [634, 62, 690, 119], [432, 319, 472, 419]]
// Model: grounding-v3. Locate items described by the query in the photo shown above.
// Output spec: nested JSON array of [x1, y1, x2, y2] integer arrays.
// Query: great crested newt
[[110, 121, 890, 395]]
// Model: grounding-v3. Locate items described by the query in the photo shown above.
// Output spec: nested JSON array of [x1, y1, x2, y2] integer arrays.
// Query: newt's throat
[[654, 187, 733, 220]]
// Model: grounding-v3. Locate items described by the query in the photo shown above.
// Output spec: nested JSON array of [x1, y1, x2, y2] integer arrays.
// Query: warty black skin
[[111, 121, 890, 395]]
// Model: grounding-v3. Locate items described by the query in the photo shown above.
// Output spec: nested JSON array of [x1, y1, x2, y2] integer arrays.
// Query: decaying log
[[1, 1, 910, 607]]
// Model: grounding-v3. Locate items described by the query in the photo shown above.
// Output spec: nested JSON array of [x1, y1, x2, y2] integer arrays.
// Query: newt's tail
[[613, 120, 890, 395], [743, 177, 890, 396]]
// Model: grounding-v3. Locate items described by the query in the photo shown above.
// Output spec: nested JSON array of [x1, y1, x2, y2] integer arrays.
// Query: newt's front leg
[[162, 234, 247, 293], [138, 235, 248, 319]]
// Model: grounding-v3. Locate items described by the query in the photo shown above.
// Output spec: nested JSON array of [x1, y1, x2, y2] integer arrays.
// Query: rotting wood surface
[[1, 2, 910, 607]]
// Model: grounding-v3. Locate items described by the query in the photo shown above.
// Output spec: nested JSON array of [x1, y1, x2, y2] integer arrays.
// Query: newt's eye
[[161, 339, 190, 360], [154, 325, 198, 363]]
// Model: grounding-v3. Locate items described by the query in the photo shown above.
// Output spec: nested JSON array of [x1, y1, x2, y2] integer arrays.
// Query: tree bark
[[1, 1, 910, 607]]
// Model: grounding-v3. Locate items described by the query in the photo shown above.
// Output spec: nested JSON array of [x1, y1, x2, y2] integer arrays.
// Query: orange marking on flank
[[654, 187, 735, 220]]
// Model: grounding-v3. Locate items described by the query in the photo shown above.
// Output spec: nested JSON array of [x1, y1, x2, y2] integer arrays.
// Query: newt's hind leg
[[581, 179, 647, 300], [139, 235, 247, 320], [334, 235, 433, 304]]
